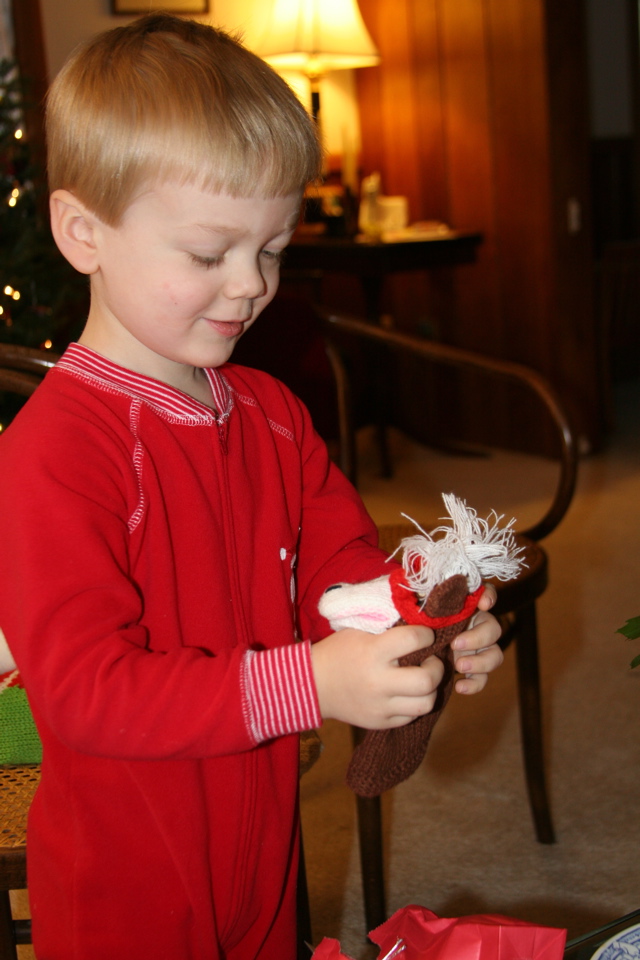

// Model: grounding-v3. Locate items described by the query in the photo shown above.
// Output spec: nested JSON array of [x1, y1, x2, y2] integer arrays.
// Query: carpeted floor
[[300, 378, 640, 958]]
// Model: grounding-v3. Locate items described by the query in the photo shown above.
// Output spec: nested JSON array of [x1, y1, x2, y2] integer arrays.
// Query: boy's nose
[[223, 262, 267, 301]]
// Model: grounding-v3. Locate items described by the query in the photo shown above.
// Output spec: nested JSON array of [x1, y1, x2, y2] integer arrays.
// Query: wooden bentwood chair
[[316, 309, 579, 933], [0, 343, 58, 404], [0, 767, 40, 960]]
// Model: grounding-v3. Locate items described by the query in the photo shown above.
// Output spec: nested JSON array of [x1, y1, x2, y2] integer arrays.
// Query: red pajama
[[0, 345, 389, 959]]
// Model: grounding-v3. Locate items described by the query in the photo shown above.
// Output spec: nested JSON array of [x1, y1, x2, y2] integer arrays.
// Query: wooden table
[[282, 229, 484, 478], [283, 229, 483, 321]]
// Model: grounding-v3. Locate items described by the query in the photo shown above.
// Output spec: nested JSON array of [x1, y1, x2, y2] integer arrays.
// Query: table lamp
[[254, 0, 380, 123]]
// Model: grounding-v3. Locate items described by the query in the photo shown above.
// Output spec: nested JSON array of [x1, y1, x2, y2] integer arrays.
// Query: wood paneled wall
[[11, 0, 49, 174], [355, 0, 605, 453]]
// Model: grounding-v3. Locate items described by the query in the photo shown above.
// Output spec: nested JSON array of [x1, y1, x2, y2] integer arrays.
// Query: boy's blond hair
[[46, 14, 322, 225]]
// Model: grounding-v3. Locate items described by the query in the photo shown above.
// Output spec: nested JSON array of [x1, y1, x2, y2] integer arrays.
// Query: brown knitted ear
[[346, 574, 471, 798]]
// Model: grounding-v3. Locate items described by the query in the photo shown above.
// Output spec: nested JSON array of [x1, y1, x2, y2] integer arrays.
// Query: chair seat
[[0, 765, 40, 892]]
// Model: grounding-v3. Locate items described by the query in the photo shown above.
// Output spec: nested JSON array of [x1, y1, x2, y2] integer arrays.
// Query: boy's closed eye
[[189, 253, 224, 269], [260, 248, 286, 264], [188, 249, 285, 269]]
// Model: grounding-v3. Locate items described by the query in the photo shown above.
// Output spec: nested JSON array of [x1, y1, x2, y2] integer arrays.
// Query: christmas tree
[[0, 58, 87, 353]]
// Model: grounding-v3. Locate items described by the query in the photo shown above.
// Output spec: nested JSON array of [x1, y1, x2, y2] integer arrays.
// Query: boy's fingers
[[455, 674, 489, 695], [452, 610, 502, 652], [384, 699, 437, 725], [380, 623, 435, 662], [477, 584, 497, 610], [380, 670, 443, 724], [454, 643, 503, 677], [394, 657, 444, 695]]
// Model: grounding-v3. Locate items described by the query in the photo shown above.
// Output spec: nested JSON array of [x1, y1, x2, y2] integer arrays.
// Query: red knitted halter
[[389, 567, 483, 628]]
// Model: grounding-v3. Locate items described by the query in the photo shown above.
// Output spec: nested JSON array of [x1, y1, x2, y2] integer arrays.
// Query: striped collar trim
[[56, 344, 232, 422]]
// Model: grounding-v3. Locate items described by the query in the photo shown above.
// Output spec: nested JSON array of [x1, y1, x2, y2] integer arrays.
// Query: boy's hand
[[451, 584, 504, 694], [311, 624, 443, 730]]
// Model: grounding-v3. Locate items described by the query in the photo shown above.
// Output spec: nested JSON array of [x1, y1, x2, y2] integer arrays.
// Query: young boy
[[0, 15, 502, 960]]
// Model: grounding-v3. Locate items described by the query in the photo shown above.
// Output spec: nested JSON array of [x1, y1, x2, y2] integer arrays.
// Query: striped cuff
[[242, 641, 322, 744]]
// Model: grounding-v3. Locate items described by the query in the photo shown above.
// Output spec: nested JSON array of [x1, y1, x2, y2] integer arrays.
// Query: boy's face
[[84, 182, 301, 385]]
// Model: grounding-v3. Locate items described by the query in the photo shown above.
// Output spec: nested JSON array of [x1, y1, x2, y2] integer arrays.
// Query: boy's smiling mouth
[[204, 318, 247, 337]]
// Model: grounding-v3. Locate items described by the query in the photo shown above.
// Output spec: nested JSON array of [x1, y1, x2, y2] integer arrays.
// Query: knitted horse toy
[[318, 493, 524, 798]]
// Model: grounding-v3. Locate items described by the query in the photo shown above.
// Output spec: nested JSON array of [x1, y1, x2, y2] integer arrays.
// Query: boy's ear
[[49, 189, 101, 275]]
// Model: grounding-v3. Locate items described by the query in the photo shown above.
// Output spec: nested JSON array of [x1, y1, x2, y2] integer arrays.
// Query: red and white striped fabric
[[243, 641, 321, 743]]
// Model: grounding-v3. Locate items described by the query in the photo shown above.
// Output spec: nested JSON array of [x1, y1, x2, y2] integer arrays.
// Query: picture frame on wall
[[111, 0, 209, 13]]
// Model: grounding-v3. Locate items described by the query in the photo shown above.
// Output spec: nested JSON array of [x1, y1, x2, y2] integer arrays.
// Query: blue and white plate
[[592, 923, 640, 960]]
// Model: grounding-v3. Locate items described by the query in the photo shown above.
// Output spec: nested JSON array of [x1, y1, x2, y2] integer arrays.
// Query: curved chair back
[[0, 344, 60, 419], [0, 343, 59, 377], [318, 309, 578, 542]]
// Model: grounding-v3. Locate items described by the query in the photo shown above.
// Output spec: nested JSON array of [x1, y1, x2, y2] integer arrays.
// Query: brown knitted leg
[[346, 575, 473, 797]]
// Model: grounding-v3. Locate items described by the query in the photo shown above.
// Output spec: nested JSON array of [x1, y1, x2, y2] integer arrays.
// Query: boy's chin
[[198, 341, 242, 369]]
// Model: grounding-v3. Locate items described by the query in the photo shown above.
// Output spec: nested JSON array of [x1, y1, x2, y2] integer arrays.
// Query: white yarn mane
[[391, 493, 525, 603]]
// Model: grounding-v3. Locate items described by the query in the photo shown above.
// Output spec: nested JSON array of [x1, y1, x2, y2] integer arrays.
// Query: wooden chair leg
[[297, 830, 312, 959], [513, 602, 556, 844], [351, 726, 386, 933], [355, 793, 386, 932], [0, 892, 18, 960]]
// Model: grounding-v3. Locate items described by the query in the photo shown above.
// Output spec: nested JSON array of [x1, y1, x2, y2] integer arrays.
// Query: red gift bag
[[312, 906, 567, 960], [309, 939, 357, 960]]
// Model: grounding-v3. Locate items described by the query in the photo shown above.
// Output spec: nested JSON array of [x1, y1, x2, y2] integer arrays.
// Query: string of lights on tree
[[1, 58, 87, 355]]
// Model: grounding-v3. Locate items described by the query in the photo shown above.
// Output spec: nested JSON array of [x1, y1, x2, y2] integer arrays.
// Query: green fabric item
[[0, 685, 42, 764]]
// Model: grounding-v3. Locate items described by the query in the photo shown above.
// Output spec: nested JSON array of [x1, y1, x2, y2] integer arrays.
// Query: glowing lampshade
[[255, 0, 380, 80]]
